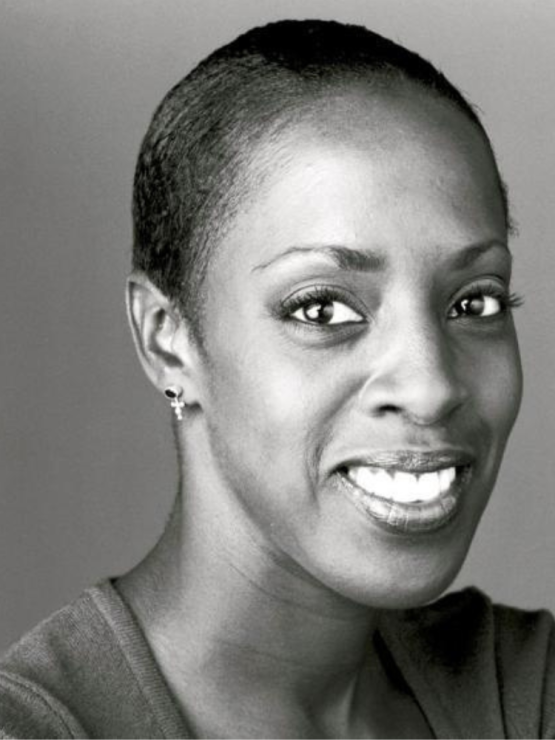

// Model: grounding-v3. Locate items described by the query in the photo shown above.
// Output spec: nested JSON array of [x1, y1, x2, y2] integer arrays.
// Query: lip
[[337, 449, 475, 474], [335, 449, 475, 535]]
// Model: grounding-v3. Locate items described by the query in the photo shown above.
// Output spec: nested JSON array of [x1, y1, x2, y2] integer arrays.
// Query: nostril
[[360, 378, 466, 426], [375, 403, 402, 417]]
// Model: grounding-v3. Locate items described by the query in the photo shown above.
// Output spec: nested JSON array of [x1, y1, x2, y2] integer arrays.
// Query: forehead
[[211, 87, 506, 276]]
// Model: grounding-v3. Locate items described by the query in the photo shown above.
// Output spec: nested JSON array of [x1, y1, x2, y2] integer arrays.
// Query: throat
[[115, 494, 432, 738], [151, 624, 432, 740]]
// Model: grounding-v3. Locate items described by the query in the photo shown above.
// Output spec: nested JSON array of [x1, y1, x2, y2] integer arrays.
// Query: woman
[[0, 18, 553, 739]]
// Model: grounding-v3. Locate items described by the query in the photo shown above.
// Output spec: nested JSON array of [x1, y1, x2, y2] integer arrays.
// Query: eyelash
[[449, 282, 524, 319], [279, 286, 365, 327], [278, 282, 524, 328]]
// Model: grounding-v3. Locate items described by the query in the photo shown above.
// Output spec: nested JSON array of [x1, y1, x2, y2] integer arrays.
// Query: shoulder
[[385, 587, 555, 738], [0, 581, 185, 739], [0, 581, 159, 739], [421, 586, 555, 676], [484, 590, 555, 739], [0, 587, 104, 738], [0, 670, 86, 739]]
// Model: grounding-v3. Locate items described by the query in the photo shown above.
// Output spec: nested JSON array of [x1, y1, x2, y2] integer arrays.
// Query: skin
[[123, 86, 522, 738]]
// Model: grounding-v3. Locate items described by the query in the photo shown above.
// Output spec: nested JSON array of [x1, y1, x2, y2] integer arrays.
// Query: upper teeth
[[347, 466, 456, 503]]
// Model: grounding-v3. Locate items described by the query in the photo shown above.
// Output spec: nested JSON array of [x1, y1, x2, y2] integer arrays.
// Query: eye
[[291, 298, 364, 325], [448, 293, 504, 319]]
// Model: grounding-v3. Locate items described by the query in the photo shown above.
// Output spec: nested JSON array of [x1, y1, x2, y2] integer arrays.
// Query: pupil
[[305, 301, 334, 323], [465, 297, 485, 315]]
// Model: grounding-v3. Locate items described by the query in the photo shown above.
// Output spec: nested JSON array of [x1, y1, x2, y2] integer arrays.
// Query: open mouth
[[337, 458, 473, 534], [346, 465, 457, 504]]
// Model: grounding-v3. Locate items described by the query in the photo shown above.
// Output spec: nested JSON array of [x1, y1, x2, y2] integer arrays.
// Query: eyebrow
[[252, 245, 387, 273], [450, 240, 511, 269], [251, 239, 510, 273]]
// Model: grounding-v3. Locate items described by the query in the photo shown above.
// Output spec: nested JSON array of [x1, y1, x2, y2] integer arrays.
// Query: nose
[[358, 317, 468, 426]]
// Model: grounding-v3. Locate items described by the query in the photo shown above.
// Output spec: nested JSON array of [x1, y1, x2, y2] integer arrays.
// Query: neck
[[119, 505, 386, 736]]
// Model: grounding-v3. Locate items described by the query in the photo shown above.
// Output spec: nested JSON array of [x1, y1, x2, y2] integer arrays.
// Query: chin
[[311, 540, 472, 611], [343, 571, 464, 611], [378, 573, 462, 611]]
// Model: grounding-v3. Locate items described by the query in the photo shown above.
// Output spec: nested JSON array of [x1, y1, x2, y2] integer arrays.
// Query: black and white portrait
[[1, 2, 554, 737]]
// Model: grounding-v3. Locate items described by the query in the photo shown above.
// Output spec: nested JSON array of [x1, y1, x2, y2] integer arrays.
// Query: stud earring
[[164, 387, 185, 421]]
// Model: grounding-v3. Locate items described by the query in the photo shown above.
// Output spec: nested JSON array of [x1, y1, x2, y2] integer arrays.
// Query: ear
[[126, 271, 203, 407]]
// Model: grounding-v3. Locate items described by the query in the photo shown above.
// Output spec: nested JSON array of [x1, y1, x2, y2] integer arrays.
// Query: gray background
[[1, 0, 554, 653]]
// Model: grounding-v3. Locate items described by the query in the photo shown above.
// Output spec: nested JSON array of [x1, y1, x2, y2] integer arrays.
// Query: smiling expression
[[192, 87, 522, 608]]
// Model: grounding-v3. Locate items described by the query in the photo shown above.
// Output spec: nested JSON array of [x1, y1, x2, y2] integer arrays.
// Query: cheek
[[204, 337, 322, 470], [464, 329, 522, 442], [200, 338, 343, 541]]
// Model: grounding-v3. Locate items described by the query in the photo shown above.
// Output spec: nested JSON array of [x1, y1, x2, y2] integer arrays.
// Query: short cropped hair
[[132, 19, 509, 337]]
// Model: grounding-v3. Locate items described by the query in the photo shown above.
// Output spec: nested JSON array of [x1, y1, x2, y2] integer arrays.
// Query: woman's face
[[194, 89, 522, 608]]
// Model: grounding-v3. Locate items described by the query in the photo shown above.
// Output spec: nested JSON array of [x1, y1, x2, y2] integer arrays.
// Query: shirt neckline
[[90, 579, 503, 739], [89, 579, 192, 739]]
